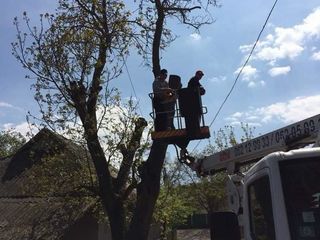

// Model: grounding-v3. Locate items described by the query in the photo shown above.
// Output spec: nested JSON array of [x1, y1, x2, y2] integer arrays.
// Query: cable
[[192, 0, 279, 153], [123, 58, 144, 117]]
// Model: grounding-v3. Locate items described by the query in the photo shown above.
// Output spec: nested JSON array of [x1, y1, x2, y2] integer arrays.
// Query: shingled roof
[[0, 128, 100, 240], [2, 128, 89, 182], [0, 128, 95, 197], [0, 197, 97, 240]]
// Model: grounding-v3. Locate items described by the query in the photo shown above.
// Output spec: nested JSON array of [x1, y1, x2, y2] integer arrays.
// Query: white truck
[[191, 114, 320, 240]]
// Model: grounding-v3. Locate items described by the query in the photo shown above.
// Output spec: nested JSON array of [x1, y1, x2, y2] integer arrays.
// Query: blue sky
[[1, 0, 320, 151]]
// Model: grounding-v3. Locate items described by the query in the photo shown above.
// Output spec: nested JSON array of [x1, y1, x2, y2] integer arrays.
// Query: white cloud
[[234, 65, 266, 88], [239, 43, 253, 53], [268, 66, 291, 77], [248, 81, 256, 88], [0, 102, 14, 108], [311, 51, 320, 60], [208, 75, 227, 83], [232, 112, 243, 118], [0, 101, 23, 111], [240, 8, 320, 64], [256, 43, 304, 61], [189, 33, 202, 41], [226, 95, 320, 126], [235, 65, 258, 81], [186, 33, 212, 47], [2, 122, 38, 138], [246, 80, 265, 88]]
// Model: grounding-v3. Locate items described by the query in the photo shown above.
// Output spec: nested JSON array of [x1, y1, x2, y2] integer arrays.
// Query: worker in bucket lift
[[152, 69, 176, 131], [185, 70, 206, 137], [188, 70, 206, 95]]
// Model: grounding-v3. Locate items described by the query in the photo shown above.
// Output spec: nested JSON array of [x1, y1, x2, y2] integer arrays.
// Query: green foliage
[[153, 163, 196, 238], [153, 124, 256, 238], [154, 185, 195, 237], [205, 123, 256, 152], [12, 0, 132, 132], [24, 152, 96, 197], [11, 1, 221, 239], [185, 173, 228, 213], [153, 162, 227, 239], [22, 138, 107, 228], [189, 124, 256, 211], [0, 129, 26, 158]]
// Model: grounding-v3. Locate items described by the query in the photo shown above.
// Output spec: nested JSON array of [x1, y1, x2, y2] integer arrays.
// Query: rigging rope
[[123, 58, 144, 117]]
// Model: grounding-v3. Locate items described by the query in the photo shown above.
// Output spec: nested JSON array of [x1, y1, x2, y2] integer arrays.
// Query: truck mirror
[[209, 212, 241, 240]]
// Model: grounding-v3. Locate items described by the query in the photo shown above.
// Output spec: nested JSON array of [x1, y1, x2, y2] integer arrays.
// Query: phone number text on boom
[[233, 117, 320, 157]]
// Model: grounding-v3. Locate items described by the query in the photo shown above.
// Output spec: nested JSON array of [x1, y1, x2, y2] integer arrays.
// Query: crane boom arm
[[196, 114, 320, 175]]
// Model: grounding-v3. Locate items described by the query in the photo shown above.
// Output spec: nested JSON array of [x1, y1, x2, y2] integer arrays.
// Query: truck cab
[[242, 148, 320, 240], [194, 114, 320, 239]]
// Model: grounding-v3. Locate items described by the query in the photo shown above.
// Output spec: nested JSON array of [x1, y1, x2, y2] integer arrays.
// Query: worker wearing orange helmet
[[184, 70, 206, 137], [187, 70, 206, 95]]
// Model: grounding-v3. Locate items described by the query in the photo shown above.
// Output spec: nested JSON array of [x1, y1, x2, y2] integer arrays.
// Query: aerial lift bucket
[[150, 74, 210, 159]]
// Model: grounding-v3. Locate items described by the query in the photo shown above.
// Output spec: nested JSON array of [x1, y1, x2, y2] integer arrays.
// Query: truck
[[190, 114, 320, 240]]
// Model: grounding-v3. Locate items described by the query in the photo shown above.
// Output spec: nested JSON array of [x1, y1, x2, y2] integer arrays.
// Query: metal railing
[[149, 92, 208, 130]]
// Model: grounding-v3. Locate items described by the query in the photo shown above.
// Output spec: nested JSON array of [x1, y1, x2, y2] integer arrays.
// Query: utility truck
[[190, 114, 320, 240]]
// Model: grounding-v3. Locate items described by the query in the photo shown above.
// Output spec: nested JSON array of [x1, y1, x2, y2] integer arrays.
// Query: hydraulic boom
[[194, 114, 320, 176]]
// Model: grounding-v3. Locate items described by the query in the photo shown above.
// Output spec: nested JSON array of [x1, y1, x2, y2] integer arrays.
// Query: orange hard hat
[[196, 70, 204, 76]]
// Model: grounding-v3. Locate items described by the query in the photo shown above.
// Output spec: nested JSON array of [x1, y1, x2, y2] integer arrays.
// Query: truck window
[[280, 157, 320, 240], [248, 175, 276, 240]]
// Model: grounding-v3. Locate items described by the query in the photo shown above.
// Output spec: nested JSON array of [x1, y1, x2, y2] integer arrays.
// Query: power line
[[123, 59, 144, 117], [192, 0, 279, 153]]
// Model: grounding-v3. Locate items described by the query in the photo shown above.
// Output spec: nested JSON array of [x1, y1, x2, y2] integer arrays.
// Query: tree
[[12, 2, 144, 239], [127, 1, 218, 238], [153, 162, 196, 239], [0, 129, 26, 158], [12, 1, 219, 239], [186, 124, 255, 212], [19, 129, 102, 240], [151, 124, 254, 239], [132, 0, 218, 75]]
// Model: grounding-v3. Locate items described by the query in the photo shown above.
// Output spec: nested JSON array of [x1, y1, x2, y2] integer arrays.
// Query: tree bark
[[152, 0, 165, 77], [126, 140, 168, 240], [108, 198, 126, 240], [85, 133, 126, 240]]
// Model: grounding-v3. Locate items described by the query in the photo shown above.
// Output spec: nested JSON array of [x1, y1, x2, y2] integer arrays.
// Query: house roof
[[0, 128, 95, 198], [0, 129, 100, 239], [0, 158, 25, 197], [2, 128, 89, 182], [0, 197, 96, 240]]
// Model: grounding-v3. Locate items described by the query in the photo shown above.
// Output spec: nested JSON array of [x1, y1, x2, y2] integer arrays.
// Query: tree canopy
[[0, 129, 26, 158], [11, 1, 219, 239]]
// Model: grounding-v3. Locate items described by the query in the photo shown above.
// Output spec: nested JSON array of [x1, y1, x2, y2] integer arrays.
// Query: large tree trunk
[[86, 134, 126, 240], [126, 140, 168, 240], [108, 198, 126, 240], [152, 0, 164, 77]]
